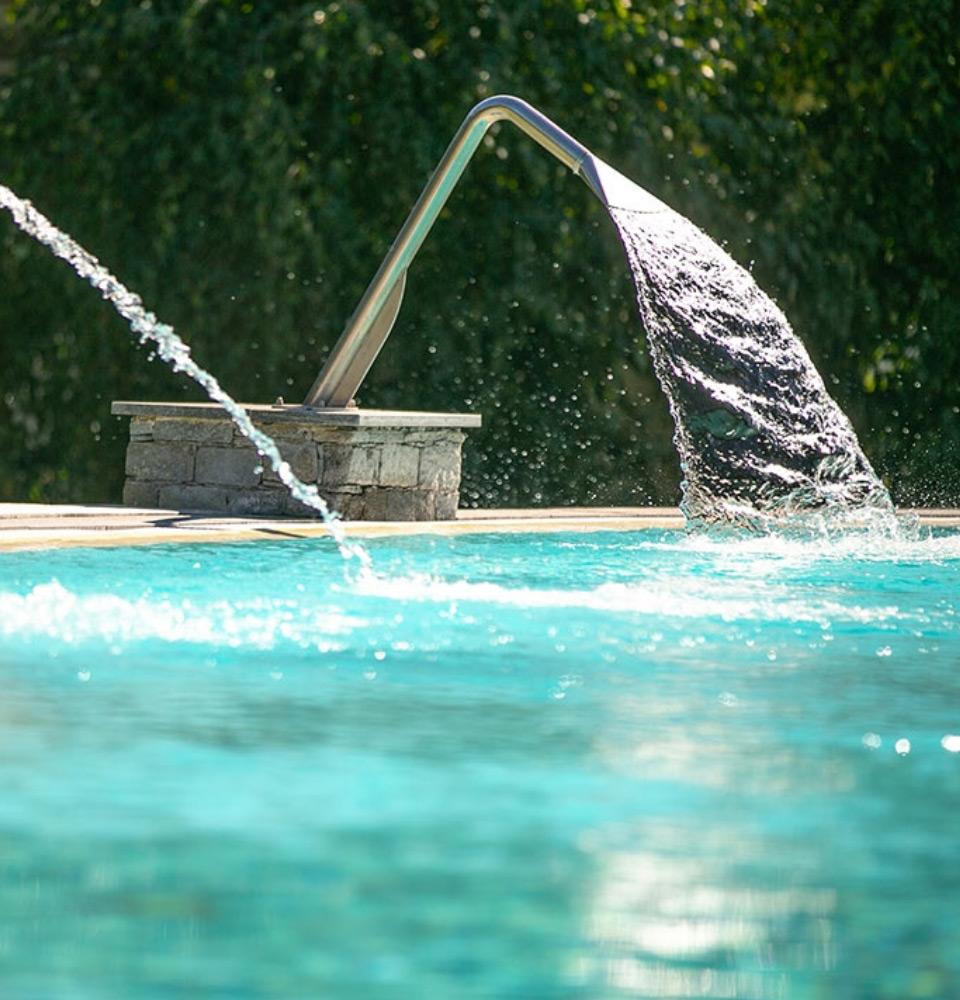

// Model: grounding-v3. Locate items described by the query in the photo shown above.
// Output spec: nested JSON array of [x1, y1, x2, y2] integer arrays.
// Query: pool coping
[[1, 503, 958, 552]]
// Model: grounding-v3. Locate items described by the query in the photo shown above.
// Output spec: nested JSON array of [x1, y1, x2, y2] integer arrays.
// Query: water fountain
[[287, 95, 891, 525], [5, 95, 890, 526]]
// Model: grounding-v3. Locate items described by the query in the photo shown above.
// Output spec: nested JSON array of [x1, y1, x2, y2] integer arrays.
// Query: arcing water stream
[[0, 183, 369, 567]]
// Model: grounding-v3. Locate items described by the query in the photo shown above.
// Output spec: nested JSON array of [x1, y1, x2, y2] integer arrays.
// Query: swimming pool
[[2, 528, 959, 997]]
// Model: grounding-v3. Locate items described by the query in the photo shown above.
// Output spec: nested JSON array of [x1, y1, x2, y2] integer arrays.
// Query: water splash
[[605, 186, 893, 526], [0, 183, 369, 567]]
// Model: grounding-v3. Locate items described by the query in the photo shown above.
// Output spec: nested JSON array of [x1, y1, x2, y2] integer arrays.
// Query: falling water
[[0, 184, 369, 566], [598, 169, 892, 525]]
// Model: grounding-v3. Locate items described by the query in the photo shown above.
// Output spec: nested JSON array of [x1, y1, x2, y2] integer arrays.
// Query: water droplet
[[862, 732, 882, 750], [895, 738, 911, 756], [876, 646, 892, 657], [718, 692, 738, 707], [373, 650, 386, 661], [941, 735, 960, 753], [77, 670, 91, 682]]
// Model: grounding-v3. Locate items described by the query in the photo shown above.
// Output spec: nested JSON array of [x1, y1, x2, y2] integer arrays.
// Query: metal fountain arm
[[303, 95, 666, 408], [303, 94, 619, 409]]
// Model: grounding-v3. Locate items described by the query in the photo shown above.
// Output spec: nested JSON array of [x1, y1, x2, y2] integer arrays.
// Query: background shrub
[[1, 0, 957, 507]]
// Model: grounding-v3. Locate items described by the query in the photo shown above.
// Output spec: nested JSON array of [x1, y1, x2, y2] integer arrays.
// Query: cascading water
[[0, 183, 369, 566], [602, 175, 893, 525]]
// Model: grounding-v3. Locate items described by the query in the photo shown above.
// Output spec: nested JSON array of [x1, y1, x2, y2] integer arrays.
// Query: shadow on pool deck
[[0, 503, 958, 552]]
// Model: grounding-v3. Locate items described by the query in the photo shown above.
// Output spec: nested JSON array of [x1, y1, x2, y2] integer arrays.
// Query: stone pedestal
[[111, 402, 480, 521]]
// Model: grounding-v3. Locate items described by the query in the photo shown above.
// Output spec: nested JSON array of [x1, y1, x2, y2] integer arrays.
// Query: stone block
[[125, 442, 194, 482], [434, 491, 460, 521], [225, 489, 287, 517], [342, 428, 391, 447], [263, 441, 320, 484], [154, 417, 234, 445], [248, 421, 316, 444], [284, 489, 364, 520], [129, 418, 155, 442], [322, 443, 380, 487], [158, 483, 229, 511], [378, 443, 421, 487], [116, 403, 474, 520], [363, 488, 434, 521], [283, 496, 322, 519], [402, 429, 465, 448], [122, 480, 160, 508], [311, 428, 353, 447], [419, 443, 462, 491], [195, 446, 262, 488], [325, 491, 367, 520]]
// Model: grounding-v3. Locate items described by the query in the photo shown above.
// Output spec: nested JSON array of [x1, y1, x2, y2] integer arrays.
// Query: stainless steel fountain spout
[[303, 94, 647, 409]]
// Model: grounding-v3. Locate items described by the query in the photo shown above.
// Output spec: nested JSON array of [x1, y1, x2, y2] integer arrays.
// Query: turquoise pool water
[[1, 528, 959, 998]]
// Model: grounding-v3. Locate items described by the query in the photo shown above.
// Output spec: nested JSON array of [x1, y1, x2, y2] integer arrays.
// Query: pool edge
[[1, 504, 957, 552]]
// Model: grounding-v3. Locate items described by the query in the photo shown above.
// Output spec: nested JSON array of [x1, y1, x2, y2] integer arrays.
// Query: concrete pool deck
[[1, 503, 959, 552]]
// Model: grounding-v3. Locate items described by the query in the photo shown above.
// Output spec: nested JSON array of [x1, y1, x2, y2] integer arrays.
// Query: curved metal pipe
[[303, 95, 624, 408]]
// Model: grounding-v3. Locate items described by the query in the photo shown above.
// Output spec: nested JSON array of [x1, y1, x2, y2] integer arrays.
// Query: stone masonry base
[[111, 403, 480, 521]]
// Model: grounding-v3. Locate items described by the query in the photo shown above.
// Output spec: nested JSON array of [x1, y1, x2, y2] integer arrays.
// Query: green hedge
[[1, 0, 957, 506]]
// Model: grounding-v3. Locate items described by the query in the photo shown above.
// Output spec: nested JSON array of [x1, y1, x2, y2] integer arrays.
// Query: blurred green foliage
[[1, 0, 957, 507]]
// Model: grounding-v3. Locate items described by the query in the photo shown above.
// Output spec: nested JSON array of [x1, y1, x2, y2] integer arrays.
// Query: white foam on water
[[0, 580, 361, 649], [8, 515, 951, 645], [0, 572, 908, 650], [619, 520, 959, 564], [353, 572, 907, 626]]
